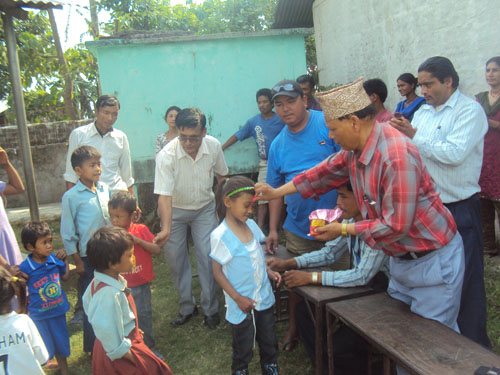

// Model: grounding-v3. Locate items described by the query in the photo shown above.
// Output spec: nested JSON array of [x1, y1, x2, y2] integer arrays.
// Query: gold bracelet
[[311, 272, 319, 284], [341, 223, 348, 236]]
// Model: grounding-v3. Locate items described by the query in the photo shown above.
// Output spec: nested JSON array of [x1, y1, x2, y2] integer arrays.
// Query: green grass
[[11, 222, 500, 374], [12, 222, 313, 375]]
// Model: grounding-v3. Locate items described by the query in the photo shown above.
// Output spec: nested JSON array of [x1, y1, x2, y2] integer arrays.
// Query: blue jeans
[[130, 283, 155, 350]]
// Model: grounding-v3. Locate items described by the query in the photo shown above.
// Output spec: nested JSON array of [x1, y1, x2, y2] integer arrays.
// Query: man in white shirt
[[154, 107, 228, 329], [64, 95, 134, 193], [64, 94, 135, 327], [390, 56, 490, 348]]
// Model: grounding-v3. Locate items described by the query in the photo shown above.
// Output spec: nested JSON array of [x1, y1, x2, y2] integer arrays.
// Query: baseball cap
[[271, 80, 304, 101]]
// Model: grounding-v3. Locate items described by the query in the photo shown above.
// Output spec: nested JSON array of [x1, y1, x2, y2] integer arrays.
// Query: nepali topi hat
[[316, 77, 372, 122]]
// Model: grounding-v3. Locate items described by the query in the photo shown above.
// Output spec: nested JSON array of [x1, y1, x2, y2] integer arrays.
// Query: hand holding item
[[266, 257, 288, 272], [389, 117, 417, 138], [254, 183, 280, 202], [311, 221, 343, 242], [236, 295, 256, 314], [308, 208, 343, 236]]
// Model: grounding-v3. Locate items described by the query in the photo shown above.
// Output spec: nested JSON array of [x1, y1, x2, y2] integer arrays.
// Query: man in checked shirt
[[255, 78, 465, 333]]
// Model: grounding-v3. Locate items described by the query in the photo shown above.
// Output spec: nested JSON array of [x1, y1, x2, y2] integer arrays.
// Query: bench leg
[[315, 304, 323, 375], [383, 356, 391, 375], [326, 313, 338, 375]]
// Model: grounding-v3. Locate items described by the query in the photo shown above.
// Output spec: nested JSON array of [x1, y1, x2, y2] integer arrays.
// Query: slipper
[[279, 337, 298, 351], [42, 359, 59, 370]]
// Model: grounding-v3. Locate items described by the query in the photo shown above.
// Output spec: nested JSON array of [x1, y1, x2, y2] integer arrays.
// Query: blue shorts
[[33, 314, 70, 358]]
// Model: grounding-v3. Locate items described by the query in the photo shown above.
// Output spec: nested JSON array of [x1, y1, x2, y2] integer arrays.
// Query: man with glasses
[[154, 107, 228, 329], [266, 80, 343, 351]]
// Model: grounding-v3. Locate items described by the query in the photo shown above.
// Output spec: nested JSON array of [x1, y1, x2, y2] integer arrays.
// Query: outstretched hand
[[254, 183, 280, 202], [310, 222, 342, 242]]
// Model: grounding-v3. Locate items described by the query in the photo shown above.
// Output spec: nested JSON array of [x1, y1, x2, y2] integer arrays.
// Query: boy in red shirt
[[108, 191, 162, 357]]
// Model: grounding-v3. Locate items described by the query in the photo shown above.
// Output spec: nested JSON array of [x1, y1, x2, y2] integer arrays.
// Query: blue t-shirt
[[234, 112, 285, 160], [267, 110, 340, 239], [19, 254, 70, 320]]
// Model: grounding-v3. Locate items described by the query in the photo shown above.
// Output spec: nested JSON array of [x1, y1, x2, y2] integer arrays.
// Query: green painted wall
[[86, 29, 311, 182]]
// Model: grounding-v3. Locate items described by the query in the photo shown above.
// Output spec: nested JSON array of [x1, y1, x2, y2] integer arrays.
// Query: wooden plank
[[294, 283, 373, 306], [326, 293, 500, 375]]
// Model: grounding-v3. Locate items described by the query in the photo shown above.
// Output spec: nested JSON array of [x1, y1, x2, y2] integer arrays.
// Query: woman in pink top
[[476, 56, 500, 255]]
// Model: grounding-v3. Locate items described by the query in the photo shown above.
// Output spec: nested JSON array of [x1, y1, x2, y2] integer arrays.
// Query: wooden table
[[294, 282, 375, 375], [326, 293, 500, 375]]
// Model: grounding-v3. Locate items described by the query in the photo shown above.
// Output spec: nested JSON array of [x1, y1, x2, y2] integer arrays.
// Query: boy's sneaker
[[70, 311, 84, 326], [233, 369, 249, 375], [151, 349, 165, 360], [262, 363, 279, 375]]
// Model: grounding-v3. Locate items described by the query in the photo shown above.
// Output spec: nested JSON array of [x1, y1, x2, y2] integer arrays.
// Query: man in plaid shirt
[[256, 78, 465, 332]]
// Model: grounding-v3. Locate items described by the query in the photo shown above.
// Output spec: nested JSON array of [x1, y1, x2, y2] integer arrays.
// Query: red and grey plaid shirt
[[293, 122, 457, 257]]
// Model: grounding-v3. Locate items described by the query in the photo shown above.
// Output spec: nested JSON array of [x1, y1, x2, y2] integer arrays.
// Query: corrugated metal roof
[[0, 0, 63, 11], [274, 0, 314, 29]]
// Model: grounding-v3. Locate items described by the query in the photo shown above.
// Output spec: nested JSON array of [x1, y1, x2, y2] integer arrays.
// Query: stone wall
[[313, 0, 500, 111], [0, 119, 92, 208]]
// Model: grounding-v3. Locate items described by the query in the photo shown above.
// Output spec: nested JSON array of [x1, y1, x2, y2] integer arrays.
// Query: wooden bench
[[294, 282, 376, 375], [326, 292, 500, 375]]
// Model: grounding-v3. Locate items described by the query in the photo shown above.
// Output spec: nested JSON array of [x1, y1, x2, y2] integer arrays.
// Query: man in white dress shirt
[[64, 95, 134, 193], [154, 107, 228, 329], [390, 56, 490, 348]]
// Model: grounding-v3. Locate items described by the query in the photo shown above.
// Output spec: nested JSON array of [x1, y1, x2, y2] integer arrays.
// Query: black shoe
[[203, 313, 220, 329], [170, 306, 198, 326], [233, 369, 249, 375], [262, 363, 279, 375]]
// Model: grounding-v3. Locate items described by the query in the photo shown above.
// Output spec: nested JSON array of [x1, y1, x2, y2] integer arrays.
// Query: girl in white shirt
[[210, 176, 281, 375], [0, 267, 49, 375]]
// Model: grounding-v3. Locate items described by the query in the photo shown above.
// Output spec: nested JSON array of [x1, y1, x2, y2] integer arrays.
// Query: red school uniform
[[122, 223, 155, 288]]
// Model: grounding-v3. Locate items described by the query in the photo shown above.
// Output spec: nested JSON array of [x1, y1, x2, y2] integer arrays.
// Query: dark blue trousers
[[80, 257, 97, 353], [445, 194, 491, 349]]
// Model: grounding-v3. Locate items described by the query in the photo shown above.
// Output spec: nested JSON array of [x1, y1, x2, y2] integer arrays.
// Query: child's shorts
[[33, 314, 70, 358]]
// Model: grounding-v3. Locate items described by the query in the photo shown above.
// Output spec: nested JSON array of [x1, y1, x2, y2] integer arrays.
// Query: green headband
[[227, 186, 254, 198]]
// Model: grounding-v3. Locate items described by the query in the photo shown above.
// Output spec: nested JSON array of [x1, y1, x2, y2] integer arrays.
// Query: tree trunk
[[89, 0, 99, 39], [47, 9, 77, 120]]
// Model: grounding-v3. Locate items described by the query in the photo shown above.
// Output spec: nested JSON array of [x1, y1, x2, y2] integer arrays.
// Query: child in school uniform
[[83, 226, 172, 375], [19, 221, 70, 375], [210, 176, 281, 375], [108, 191, 162, 356], [0, 266, 49, 375], [60, 145, 112, 353]]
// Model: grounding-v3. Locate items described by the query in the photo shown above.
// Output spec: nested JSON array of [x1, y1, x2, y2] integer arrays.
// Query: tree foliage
[[0, 12, 97, 123]]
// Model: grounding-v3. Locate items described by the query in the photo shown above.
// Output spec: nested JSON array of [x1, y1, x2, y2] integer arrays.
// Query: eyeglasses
[[273, 83, 296, 93], [178, 134, 202, 143]]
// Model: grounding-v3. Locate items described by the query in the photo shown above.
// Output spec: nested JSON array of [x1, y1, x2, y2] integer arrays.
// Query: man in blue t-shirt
[[264, 80, 345, 351], [222, 88, 285, 229]]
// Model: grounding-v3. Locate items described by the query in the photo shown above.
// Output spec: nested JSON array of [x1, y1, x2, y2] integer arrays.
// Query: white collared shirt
[[64, 123, 134, 191], [154, 135, 228, 210], [411, 89, 488, 203]]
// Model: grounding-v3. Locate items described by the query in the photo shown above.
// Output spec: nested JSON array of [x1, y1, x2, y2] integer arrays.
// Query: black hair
[[418, 56, 459, 89], [296, 74, 316, 88], [21, 221, 51, 251], [175, 107, 206, 130], [256, 88, 272, 102], [70, 145, 101, 170], [397, 73, 418, 91], [96, 94, 120, 110], [486, 56, 500, 67], [338, 104, 377, 121], [343, 181, 353, 192], [0, 266, 27, 314], [363, 78, 388, 103], [215, 176, 255, 222], [87, 226, 134, 272], [109, 191, 137, 215], [165, 105, 181, 120]]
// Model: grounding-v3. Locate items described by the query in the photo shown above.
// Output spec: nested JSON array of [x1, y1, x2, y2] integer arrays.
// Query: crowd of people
[[0, 55, 499, 375]]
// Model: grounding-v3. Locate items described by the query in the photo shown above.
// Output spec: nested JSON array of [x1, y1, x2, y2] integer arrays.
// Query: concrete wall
[[86, 29, 311, 183], [313, 0, 500, 111], [0, 120, 92, 208]]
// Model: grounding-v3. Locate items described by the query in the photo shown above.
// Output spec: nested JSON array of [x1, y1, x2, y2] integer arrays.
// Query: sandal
[[279, 337, 298, 351]]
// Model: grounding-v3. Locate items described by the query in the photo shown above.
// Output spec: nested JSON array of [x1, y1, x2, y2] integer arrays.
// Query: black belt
[[399, 249, 435, 260]]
